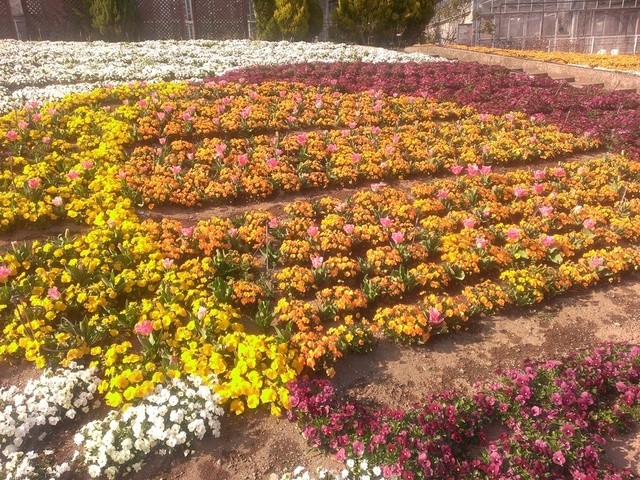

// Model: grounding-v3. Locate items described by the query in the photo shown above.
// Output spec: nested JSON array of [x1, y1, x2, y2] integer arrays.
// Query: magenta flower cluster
[[287, 343, 640, 479], [215, 62, 640, 158]]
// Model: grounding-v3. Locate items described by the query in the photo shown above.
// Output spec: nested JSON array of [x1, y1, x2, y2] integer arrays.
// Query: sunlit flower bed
[[218, 61, 640, 158], [445, 45, 640, 74], [0, 40, 447, 114], [287, 343, 640, 479], [1, 48, 640, 478]]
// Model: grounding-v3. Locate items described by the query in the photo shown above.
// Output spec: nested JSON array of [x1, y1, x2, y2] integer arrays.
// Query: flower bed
[[0, 40, 447, 114], [1, 45, 640, 478], [444, 45, 640, 74], [287, 343, 640, 479], [216, 61, 640, 158]]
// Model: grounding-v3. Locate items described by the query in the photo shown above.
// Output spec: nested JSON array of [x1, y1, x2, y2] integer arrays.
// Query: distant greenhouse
[[469, 0, 640, 53]]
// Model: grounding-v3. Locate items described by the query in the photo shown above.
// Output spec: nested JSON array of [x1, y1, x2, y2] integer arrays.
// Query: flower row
[[447, 45, 640, 73], [126, 109, 591, 207], [287, 343, 640, 479], [0, 79, 596, 229], [217, 61, 640, 158]]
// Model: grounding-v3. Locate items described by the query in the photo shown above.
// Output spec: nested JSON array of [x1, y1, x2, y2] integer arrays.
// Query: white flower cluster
[[280, 459, 390, 480], [0, 363, 100, 458], [0, 39, 448, 113], [2, 450, 71, 480], [74, 374, 223, 479]]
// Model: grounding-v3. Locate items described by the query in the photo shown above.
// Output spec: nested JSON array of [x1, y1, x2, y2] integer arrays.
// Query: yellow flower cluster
[[448, 45, 640, 72]]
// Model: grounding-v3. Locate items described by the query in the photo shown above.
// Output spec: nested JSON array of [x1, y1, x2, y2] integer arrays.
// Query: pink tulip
[[480, 165, 492, 175], [590, 256, 604, 268], [428, 307, 443, 325], [307, 225, 319, 237], [170, 165, 182, 175], [42, 136, 50, 144], [162, 258, 174, 269], [583, 218, 596, 230], [310, 254, 324, 269], [371, 182, 387, 192], [237, 154, 249, 166], [463, 218, 476, 229], [343, 224, 355, 235], [266, 157, 279, 169], [379, 217, 393, 228], [533, 183, 545, 194], [534, 169, 546, 180], [513, 186, 528, 198], [64, 170, 78, 180], [6, 130, 18, 141], [47, 286, 61, 300], [227, 227, 238, 238], [181, 226, 194, 237], [81, 161, 94, 170], [540, 235, 555, 247], [27, 178, 41, 189], [436, 189, 449, 199], [475, 236, 489, 249], [296, 133, 308, 145], [450, 165, 464, 175], [0, 265, 11, 280], [506, 227, 521, 240], [134, 320, 154, 336], [197, 306, 207, 320], [52, 196, 63, 207], [467, 164, 479, 176], [268, 217, 279, 229], [158, 137, 167, 145], [391, 231, 404, 244], [18, 121, 28, 130], [538, 206, 554, 217]]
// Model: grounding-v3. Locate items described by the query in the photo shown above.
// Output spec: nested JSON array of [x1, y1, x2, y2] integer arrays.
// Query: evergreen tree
[[333, 0, 435, 45], [89, 0, 139, 40], [253, 0, 281, 40], [273, 0, 310, 39]]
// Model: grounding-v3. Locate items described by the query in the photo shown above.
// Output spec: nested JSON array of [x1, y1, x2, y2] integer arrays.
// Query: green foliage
[[89, 0, 140, 40], [333, 0, 436, 45], [274, 0, 310, 39], [255, 0, 323, 41], [253, 0, 281, 40]]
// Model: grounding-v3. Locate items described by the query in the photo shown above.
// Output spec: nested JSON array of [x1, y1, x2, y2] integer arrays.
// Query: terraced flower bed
[[0, 41, 639, 480], [443, 45, 640, 74]]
